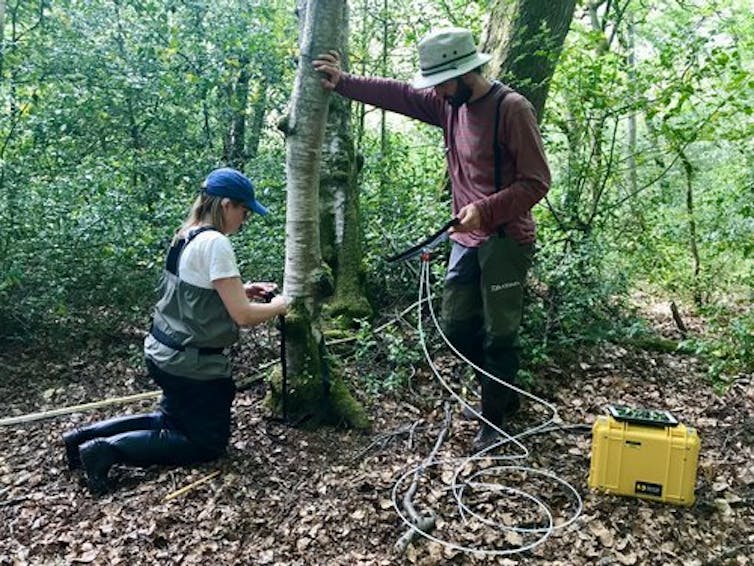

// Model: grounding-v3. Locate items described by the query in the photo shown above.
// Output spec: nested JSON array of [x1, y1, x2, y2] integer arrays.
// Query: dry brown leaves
[[0, 314, 752, 565]]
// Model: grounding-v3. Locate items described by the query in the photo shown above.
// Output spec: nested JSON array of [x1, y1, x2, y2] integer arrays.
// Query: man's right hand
[[313, 50, 342, 90]]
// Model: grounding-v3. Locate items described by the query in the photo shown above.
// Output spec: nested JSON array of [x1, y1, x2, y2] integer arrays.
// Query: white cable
[[391, 259, 583, 555]]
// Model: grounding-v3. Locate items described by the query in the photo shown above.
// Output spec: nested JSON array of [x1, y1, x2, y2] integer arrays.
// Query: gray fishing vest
[[144, 227, 239, 380]]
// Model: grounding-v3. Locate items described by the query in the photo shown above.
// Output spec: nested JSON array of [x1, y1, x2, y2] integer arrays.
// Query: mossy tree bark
[[278, 0, 368, 429], [319, 1, 372, 324], [481, 0, 577, 120]]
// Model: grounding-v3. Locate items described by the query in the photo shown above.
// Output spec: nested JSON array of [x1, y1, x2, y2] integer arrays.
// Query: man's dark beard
[[446, 78, 473, 107]]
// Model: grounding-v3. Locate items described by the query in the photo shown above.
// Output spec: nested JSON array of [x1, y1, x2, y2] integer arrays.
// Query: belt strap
[[150, 325, 224, 356]]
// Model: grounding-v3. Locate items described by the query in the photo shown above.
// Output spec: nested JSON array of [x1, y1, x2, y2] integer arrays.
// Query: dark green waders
[[441, 233, 534, 428]]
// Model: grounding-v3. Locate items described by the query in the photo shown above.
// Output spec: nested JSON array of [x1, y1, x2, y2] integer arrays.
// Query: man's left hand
[[450, 203, 481, 233]]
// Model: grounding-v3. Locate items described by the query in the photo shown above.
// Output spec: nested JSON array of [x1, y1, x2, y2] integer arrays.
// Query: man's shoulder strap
[[493, 85, 514, 191]]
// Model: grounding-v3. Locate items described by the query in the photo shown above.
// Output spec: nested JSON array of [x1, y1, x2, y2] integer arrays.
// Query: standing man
[[314, 28, 550, 451]]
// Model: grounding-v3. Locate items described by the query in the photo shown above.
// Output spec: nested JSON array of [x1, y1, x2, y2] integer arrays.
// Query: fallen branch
[[0, 391, 161, 427], [395, 402, 452, 554], [163, 470, 221, 502], [351, 420, 425, 462], [0, 495, 28, 508], [670, 301, 688, 338], [407, 419, 422, 451], [0, 375, 265, 428]]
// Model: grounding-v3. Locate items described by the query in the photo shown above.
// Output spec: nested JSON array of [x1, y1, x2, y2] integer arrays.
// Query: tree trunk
[[247, 78, 268, 160], [481, 0, 577, 120], [680, 152, 703, 307], [319, 1, 371, 323], [626, 13, 638, 197], [378, 0, 388, 192], [223, 56, 250, 169], [279, 0, 368, 428], [0, 0, 5, 77]]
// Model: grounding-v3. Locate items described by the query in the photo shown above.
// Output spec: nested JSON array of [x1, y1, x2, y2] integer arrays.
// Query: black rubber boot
[[103, 429, 217, 468], [471, 423, 501, 453], [464, 376, 521, 422], [462, 403, 482, 420], [61, 413, 164, 470], [79, 439, 118, 496], [63, 430, 86, 470], [78, 430, 216, 496], [479, 341, 522, 426]]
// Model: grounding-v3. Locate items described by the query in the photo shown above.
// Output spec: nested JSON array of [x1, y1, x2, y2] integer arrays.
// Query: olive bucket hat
[[411, 27, 492, 89]]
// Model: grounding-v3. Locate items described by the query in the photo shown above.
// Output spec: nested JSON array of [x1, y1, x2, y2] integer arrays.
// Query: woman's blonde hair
[[174, 192, 228, 243]]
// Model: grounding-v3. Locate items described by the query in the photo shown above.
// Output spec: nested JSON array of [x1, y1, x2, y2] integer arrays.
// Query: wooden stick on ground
[[350, 420, 425, 462], [163, 470, 221, 502], [395, 402, 453, 554], [0, 374, 266, 428], [0, 391, 161, 427]]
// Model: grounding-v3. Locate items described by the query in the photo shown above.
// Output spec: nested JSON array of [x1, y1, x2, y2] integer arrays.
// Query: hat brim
[[247, 199, 269, 216], [411, 53, 492, 89]]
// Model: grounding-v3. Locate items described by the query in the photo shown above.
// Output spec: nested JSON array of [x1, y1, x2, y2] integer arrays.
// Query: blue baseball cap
[[202, 167, 269, 216]]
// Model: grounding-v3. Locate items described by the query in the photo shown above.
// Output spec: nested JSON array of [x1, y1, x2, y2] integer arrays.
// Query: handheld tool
[[385, 218, 459, 263]]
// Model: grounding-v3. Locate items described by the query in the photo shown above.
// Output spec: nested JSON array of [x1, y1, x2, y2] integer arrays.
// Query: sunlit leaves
[[0, 0, 297, 342]]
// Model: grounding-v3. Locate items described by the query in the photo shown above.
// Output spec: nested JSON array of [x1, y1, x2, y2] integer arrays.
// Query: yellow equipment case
[[588, 406, 700, 506]]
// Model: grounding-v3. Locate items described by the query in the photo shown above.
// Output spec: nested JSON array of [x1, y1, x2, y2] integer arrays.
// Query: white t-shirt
[[178, 229, 240, 289]]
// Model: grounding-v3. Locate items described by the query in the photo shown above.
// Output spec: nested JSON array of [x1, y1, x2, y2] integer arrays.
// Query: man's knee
[[443, 317, 483, 358]]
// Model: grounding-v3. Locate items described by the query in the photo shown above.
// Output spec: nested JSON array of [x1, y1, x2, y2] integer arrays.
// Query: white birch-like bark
[[284, 0, 344, 304], [319, 1, 370, 320], [320, 2, 350, 259]]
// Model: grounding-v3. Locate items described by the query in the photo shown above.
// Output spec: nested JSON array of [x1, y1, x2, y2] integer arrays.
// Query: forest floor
[[0, 302, 752, 566]]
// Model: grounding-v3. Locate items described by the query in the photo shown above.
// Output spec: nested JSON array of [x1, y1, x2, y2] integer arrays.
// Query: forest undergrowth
[[1, 294, 752, 565]]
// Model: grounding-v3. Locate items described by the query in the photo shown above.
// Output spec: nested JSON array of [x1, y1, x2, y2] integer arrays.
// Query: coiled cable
[[391, 259, 583, 555]]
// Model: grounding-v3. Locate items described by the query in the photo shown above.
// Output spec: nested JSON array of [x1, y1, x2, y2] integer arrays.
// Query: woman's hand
[[216, 278, 287, 326], [244, 281, 278, 301], [269, 295, 290, 316]]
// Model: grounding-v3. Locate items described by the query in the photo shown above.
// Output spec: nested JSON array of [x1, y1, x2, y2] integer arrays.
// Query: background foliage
[[1, 0, 751, 384]]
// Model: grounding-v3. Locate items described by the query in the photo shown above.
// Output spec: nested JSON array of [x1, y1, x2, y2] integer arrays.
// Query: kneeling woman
[[63, 168, 289, 495]]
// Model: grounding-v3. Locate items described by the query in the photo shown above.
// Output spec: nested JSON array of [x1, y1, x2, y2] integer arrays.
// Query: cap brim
[[411, 53, 492, 89], [249, 199, 269, 216]]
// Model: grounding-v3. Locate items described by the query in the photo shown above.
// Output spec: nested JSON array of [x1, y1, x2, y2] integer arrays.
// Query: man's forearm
[[335, 74, 444, 127]]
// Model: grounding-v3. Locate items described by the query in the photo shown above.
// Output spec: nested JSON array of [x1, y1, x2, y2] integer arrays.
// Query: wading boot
[[471, 423, 501, 453], [79, 439, 118, 496], [62, 430, 86, 470], [462, 403, 482, 420], [61, 412, 164, 471], [504, 392, 521, 419]]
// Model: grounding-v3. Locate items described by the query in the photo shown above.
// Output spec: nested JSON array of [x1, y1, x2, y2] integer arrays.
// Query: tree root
[[394, 402, 452, 554], [350, 420, 425, 462]]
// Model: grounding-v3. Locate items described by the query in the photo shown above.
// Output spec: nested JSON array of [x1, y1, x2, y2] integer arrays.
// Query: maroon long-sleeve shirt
[[335, 74, 550, 247]]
